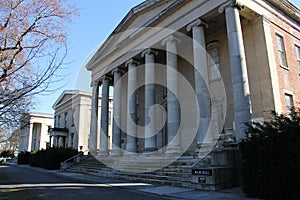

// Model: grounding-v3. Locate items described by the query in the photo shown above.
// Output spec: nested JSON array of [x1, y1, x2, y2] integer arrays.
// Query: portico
[[86, 0, 255, 157]]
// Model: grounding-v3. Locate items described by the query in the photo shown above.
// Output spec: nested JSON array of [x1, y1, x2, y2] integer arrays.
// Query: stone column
[[142, 49, 158, 152], [162, 35, 182, 154], [99, 76, 111, 155], [111, 68, 123, 156], [187, 19, 211, 145], [221, 4, 252, 140], [27, 123, 33, 151], [88, 81, 99, 155], [125, 59, 139, 153]]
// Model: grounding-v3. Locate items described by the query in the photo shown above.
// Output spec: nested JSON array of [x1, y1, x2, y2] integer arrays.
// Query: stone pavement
[[5, 162, 257, 200]]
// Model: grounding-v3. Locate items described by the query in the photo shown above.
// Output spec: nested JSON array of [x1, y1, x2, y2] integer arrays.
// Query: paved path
[[1, 163, 257, 200], [0, 165, 169, 200]]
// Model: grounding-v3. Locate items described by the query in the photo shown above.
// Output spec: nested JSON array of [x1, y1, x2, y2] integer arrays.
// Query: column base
[[110, 149, 122, 156], [166, 145, 182, 154], [143, 147, 158, 154], [88, 150, 97, 156], [98, 150, 109, 156]]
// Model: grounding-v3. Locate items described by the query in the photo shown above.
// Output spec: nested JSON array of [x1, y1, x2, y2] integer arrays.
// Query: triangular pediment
[[52, 91, 77, 109], [86, 0, 176, 70]]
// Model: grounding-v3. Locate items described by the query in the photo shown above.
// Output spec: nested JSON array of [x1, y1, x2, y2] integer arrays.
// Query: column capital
[[218, 0, 244, 14], [187, 19, 208, 32], [141, 48, 158, 58], [99, 75, 112, 83], [91, 80, 100, 87], [161, 35, 181, 46], [112, 67, 124, 75], [125, 58, 140, 67]]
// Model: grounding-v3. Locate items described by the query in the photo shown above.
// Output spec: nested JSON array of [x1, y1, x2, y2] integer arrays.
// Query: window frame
[[295, 44, 300, 74], [275, 33, 288, 69]]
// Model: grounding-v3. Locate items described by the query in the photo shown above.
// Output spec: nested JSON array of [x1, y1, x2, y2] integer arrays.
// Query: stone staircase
[[64, 142, 240, 190]]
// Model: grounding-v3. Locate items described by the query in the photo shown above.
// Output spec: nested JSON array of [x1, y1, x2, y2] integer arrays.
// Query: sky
[[33, 0, 300, 114]]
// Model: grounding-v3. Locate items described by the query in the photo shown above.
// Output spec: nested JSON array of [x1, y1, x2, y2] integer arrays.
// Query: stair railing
[[60, 151, 87, 171]]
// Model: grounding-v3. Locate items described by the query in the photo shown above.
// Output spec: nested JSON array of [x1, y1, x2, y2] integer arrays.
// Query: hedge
[[18, 147, 78, 170], [239, 109, 300, 199]]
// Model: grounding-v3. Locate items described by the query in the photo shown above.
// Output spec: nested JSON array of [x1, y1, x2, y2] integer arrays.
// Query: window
[[58, 115, 61, 127], [64, 112, 68, 128], [276, 34, 288, 68], [108, 111, 112, 125], [295, 45, 300, 74], [285, 93, 294, 115], [208, 48, 221, 80]]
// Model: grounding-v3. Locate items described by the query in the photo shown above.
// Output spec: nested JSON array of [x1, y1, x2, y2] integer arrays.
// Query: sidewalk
[[5, 162, 256, 200]]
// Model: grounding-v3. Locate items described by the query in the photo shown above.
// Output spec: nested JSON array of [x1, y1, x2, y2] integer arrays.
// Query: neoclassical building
[[83, 0, 299, 189], [51, 90, 113, 153], [19, 113, 54, 152]]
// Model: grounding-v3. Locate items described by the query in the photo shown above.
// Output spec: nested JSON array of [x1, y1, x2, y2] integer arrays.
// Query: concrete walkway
[[5, 162, 256, 200]]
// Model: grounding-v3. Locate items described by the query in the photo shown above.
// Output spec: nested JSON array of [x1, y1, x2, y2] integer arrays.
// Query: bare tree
[[0, 0, 78, 129]]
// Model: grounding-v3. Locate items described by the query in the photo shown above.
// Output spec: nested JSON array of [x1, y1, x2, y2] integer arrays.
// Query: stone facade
[[51, 90, 113, 153], [19, 113, 54, 152]]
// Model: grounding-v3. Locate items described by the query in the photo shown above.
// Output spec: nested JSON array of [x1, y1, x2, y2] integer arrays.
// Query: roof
[[85, 0, 299, 71], [52, 90, 92, 110]]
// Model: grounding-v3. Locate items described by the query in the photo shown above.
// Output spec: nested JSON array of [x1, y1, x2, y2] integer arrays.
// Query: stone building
[[19, 113, 54, 152], [81, 0, 299, 189], [51, 90, 113, 153]]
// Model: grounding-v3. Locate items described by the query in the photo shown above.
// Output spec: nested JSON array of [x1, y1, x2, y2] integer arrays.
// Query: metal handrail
[[60, 150, 88, 171]]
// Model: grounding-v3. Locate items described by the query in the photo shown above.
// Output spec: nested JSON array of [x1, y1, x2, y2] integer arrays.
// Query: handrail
[[60, 150, 88, 171]]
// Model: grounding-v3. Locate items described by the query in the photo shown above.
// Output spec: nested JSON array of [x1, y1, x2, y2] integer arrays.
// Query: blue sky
[[33, 0, 300, 114]]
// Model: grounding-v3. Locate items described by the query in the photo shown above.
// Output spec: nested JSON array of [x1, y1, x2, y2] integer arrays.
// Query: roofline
[[29, 113, 54, 118], [52, 90, 92, 110], [264, 0, 300, 23]]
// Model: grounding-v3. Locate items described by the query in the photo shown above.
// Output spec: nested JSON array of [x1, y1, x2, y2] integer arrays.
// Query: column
[[187, 19, 211, 145], [142, 49, 158, 152], [99, 76, 111, 155], [111, 68, 123, 155], [125, 59, 139, 153], [223, 5, 252, 140], [162, 35, 182, 154], [27, 123, 33, 151], [88, 81, 99, 155]]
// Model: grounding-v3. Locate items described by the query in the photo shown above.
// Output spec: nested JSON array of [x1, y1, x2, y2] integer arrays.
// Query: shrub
[[17, 151, 31, 164], [29, 147, 78, 170], [239, 109, 300, 199], [0, 150, 14, 158]]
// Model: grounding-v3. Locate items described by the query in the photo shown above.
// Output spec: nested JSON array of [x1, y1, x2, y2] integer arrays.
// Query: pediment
[[86, 0, 176, 70], [52, 91, 76, 109]]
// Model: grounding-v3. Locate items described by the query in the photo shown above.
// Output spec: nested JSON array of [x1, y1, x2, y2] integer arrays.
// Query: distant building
[[19, 113, 54, 152], [51, 90, 113, 153]]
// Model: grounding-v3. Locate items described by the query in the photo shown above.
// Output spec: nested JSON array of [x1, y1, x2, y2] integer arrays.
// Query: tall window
[[108, 111, 112, 125], [285, 93, 294, 115], [276, 34, 288, 68], [295, 45, 300, 74], [64, 112, 68, 128], [208, 48, 221, 80], [58, 115, 61, 127]]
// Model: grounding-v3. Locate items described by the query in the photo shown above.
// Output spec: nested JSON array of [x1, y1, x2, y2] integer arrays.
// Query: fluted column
[[88, 81, 99, 155], [111, 68, 123, 156], [187, 19, 211, 145], [99, 76, 111, 155], [220, 4, 252, 140], [162, 35, 182, 154], [142, 49, 158, 152], [125, 59, 139, 153]]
